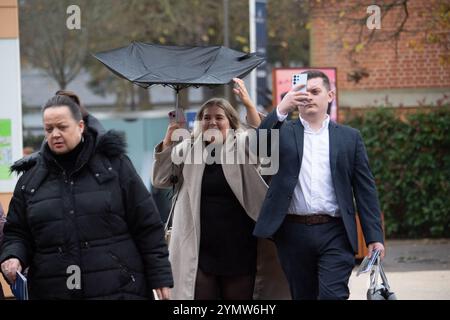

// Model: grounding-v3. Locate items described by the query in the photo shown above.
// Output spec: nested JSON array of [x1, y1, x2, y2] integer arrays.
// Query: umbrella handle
[[174, 85, 183, 113], [175, 88, 179, 112]]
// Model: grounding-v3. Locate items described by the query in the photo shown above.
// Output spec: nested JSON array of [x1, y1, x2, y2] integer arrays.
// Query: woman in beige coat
[[152, 78, 289, 300]]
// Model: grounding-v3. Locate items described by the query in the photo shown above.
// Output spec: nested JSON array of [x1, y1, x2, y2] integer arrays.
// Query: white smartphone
[[292, 73, 308, 93]]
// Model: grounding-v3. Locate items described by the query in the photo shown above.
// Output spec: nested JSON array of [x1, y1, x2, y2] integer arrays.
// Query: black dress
[[199, 163, 257, 276]]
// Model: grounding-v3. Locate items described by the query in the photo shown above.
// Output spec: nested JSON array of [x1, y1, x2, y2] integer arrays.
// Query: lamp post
[[223, 0, 230, 101], [249, 0, 267, 110]]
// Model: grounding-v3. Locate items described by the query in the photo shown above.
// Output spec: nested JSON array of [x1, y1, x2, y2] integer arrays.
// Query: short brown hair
[[301, 70, 331, 91]]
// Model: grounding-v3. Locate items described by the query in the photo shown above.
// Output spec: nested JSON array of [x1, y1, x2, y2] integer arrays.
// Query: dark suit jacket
[[253, 110, 384, 253]]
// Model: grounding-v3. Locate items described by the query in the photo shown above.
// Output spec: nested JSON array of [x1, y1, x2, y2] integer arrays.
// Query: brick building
[[309, 0, 449, 118]]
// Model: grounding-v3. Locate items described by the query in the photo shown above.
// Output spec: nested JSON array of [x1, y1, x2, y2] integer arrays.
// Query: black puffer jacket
[[0, 203, 4, 245], [0, 116, 173, 299]]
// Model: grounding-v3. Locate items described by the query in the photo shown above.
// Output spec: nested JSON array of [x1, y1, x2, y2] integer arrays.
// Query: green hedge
[[23, 134, 45, 152], [345, 106, 450, 238]]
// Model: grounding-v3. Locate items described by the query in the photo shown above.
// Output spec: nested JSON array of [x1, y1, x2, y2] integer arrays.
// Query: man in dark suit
[[254, 70, 384, 300]]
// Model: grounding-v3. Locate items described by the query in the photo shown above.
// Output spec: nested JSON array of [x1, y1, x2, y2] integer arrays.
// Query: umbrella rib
[[202, 46, 222, 75], [134, 65, 210, 84], [131, 42, 152, 82]]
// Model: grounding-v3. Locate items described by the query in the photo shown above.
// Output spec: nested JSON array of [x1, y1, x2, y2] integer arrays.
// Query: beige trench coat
[[152, 130, 290, 300]]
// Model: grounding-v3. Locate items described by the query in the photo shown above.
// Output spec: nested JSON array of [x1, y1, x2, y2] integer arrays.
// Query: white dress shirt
[[276, 108, 340, 216]]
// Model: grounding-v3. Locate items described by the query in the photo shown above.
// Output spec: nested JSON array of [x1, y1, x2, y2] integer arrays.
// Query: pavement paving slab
[[349, 239, 450, 300]]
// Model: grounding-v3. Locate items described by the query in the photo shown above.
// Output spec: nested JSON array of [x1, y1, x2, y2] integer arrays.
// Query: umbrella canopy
[[93, 42, 265, 92]]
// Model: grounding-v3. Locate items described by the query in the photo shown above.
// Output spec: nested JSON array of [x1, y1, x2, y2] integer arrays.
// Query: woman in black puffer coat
[[0, 91, 173, 300], [0, 203, 4, 299]]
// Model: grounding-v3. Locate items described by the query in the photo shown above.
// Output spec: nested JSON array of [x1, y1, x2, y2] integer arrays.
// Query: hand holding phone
[[292, 73, 308, 93], [163, 109, 186, 149], [277, 73, 309, 115], [168, 109, 186, 124]]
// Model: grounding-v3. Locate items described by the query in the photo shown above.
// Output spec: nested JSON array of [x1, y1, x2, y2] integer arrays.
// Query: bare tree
[[267, 0, 310, 66], [19, 0, 100, 89]]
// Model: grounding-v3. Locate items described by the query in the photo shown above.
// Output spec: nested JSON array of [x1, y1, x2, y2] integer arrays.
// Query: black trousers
[[194, 268, 255, 300], [273, 217, 355, 300]]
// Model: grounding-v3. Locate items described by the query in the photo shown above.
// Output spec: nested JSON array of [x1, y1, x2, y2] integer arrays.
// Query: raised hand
[[277, 84, 310, 115], [162, 121, 186, 150], [232, 78, 253, 109]]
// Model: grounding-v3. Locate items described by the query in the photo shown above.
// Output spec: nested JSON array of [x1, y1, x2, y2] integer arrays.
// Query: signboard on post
[[0, 0, 23, 193], [0, 0, 23, 298], [272, 67, 339, 122], [0, 119, 12, 180]]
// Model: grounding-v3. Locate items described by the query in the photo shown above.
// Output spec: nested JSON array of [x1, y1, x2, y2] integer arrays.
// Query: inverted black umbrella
[[93, 42, 264, 110]]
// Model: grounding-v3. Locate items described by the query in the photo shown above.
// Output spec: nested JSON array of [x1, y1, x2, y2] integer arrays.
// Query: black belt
[[285, 214, 339, 225]]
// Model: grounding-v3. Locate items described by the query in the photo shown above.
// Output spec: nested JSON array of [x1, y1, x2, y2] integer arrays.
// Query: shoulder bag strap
[[378, 259, 391, 291], [368, 257, 381, 292], [164, 164, 181, 232]]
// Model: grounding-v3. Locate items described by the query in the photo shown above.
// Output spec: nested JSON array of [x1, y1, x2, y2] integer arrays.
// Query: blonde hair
[[196, 98, 240, 129], [192, 98, 241, 139]]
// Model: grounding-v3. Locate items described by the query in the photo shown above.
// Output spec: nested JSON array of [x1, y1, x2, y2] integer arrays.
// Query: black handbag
[[367, 257, 397, 300]]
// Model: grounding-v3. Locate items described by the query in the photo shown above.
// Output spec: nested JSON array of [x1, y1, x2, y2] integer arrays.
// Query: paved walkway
[[349, 239, 450, 300], [2, 239, 449, 300]]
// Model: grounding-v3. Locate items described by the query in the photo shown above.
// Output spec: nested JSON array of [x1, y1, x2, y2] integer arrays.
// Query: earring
[[81, 136, 85, 143]]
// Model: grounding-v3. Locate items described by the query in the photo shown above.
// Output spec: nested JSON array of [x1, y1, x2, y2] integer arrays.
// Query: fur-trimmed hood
[[85, 113, 127, 157], [95, 130, 127, 158], [10, 151, 40, 174]]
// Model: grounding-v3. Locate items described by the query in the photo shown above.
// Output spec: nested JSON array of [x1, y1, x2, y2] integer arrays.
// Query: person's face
[[299, 77, 334, 118], [201, 106, 231, 141], [43, 106, 84, 154]]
